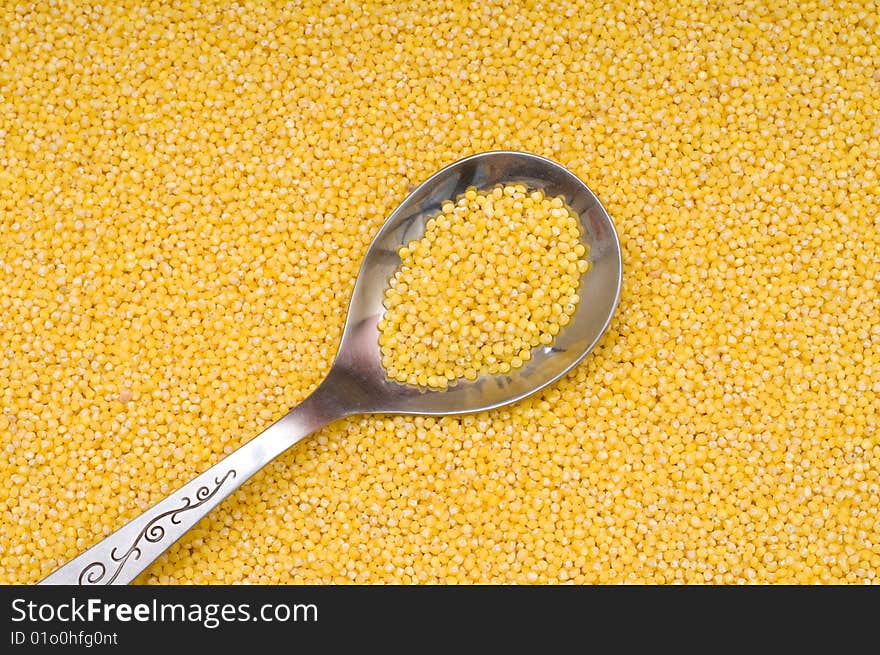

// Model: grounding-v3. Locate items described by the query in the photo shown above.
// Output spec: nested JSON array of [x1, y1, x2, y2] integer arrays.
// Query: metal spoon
[[40, 150, 622, 585]]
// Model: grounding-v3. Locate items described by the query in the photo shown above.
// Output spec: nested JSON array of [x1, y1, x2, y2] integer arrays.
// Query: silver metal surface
[[39, 150, 622, 585]]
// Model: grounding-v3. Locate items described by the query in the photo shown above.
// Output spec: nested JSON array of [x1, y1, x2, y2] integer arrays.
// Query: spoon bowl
[[40, 150, 621, 585], [331, 150, 622, 414]]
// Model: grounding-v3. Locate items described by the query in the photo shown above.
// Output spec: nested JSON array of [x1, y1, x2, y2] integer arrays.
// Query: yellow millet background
[[1, 0, 878, 584]]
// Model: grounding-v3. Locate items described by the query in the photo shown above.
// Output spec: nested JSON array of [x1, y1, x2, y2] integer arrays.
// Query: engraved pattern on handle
[[77, 469, 237, 585], [40, 376, 346, 585]]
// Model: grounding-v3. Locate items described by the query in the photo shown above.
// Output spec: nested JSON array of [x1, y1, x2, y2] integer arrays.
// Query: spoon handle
[[39, 379, 347, 585]]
